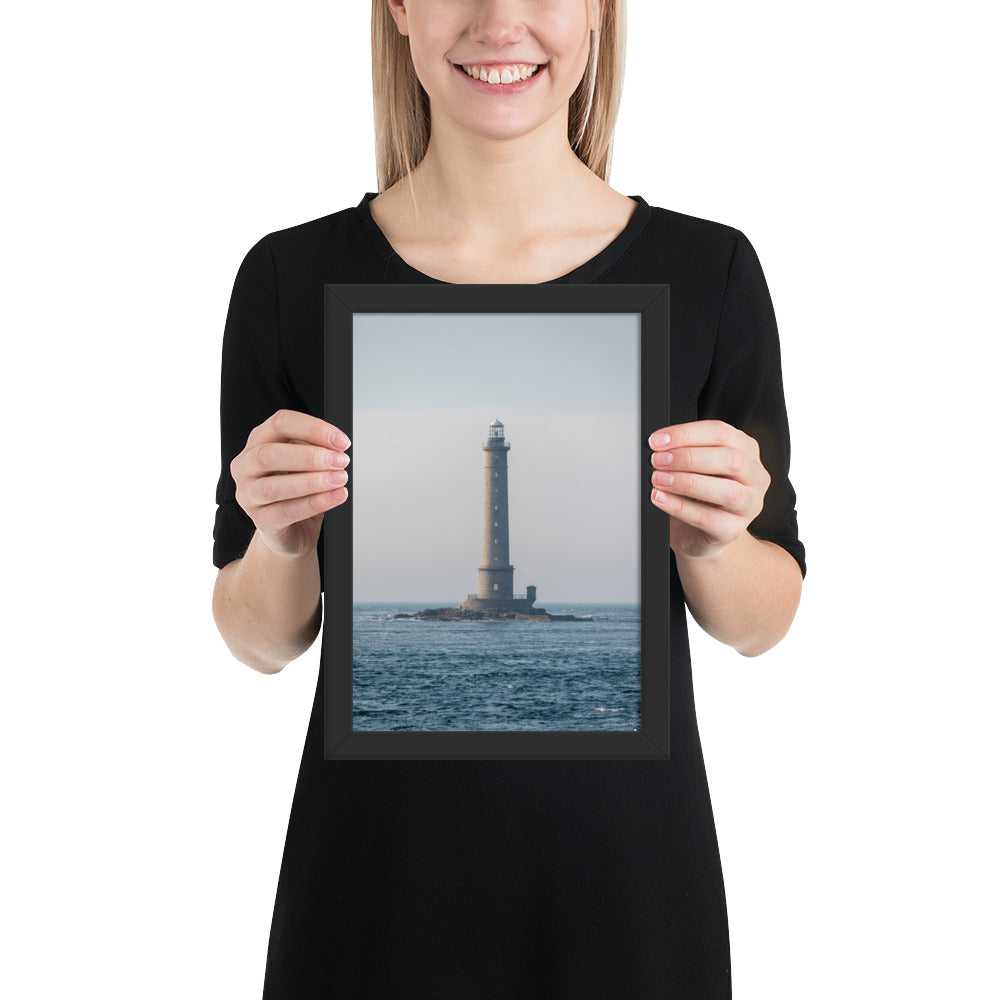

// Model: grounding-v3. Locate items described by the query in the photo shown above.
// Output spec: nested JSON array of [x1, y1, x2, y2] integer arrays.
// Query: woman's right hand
[[230, 409, 351, 559]]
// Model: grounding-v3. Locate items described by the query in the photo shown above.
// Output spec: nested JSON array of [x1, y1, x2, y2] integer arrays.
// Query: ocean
[[352, 602, 640, 732]]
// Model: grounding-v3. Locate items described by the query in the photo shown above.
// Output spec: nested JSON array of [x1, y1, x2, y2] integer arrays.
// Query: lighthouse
[[459, 419, 537, 613]]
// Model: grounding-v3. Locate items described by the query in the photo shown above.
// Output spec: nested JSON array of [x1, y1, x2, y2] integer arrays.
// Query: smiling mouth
[[455, 62, 547, 84]]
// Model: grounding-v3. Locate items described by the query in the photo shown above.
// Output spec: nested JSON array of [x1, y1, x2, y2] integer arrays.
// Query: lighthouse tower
[[460, 418, 537, 612], [479, 417, 513, 599]]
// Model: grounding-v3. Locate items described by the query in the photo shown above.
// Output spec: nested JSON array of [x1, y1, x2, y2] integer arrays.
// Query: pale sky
[[352, 312, 642, 603]]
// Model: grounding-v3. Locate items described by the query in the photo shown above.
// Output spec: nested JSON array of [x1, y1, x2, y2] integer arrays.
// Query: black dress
[[213, 192, 806, 999]]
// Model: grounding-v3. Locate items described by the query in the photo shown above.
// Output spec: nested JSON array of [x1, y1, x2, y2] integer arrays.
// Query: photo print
[[323, 284, 670, 760]]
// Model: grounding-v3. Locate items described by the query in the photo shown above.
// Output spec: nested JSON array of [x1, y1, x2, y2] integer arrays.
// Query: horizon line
[[352, 599, 640, 605]]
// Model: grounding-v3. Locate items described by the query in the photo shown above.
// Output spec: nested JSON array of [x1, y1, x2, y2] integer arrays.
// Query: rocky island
[[391, 606, 592, 622]]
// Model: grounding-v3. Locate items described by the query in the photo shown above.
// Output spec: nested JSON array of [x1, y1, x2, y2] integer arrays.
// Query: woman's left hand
[[648, 419, 771, 560]]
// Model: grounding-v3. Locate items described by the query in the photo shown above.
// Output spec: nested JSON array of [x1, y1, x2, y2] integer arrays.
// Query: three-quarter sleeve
[[212, 234, 294, 570], [697, 230, 806, 577]]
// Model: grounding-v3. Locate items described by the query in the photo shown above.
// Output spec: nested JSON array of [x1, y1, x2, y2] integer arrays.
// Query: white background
[[4, 2, 996, 996]]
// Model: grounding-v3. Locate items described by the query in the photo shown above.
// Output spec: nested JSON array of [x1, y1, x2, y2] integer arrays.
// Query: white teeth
[[461, 63, 540, 83]]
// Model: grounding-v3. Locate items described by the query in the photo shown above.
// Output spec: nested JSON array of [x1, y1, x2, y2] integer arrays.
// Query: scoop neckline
[[356, 190, 651, 284]]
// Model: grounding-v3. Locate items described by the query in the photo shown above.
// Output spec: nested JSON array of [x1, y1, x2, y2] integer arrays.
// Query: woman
[[212, 1, 805, 996]]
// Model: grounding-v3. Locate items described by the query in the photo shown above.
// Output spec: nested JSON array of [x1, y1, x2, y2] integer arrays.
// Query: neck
[[401, 114, 601, 237]]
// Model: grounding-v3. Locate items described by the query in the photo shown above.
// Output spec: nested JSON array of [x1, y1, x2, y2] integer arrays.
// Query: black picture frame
[[323, 283, 669, 760]]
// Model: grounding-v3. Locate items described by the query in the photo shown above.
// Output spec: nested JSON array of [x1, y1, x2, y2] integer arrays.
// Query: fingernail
[[331, 430, 351, 449], [650, 431, 670, 448]]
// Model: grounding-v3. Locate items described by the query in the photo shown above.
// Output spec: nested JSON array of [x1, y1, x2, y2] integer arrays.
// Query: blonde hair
[[371, 0, 626, 203]]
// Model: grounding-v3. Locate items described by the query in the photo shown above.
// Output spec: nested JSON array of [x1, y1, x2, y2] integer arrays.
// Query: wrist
[[251, 527, 319, 564], [238, 532, 321, 606], [238, 530, 322, 642], [672, 529, 753, 569]]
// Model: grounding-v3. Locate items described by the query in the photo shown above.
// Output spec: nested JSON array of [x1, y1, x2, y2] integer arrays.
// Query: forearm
[[212, 529, 322, 674], [675, 531, 802, 657]]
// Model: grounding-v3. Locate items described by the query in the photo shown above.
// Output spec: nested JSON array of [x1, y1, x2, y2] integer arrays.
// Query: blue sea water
[[352, 602, 640, 732]]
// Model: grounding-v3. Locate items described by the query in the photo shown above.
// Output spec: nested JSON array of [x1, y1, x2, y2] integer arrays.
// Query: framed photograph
[[323, 283, 669, 760]]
